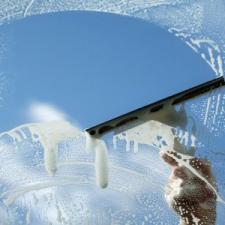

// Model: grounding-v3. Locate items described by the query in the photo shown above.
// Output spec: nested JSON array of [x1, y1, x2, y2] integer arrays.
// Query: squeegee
[[85, 76, 225, 137]]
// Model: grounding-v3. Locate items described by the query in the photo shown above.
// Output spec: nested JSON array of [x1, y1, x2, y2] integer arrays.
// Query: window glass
[[0, 1, 224, 225]]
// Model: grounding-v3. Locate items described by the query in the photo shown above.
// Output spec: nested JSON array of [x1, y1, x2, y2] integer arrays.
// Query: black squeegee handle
[[85, 76, 225, 137]]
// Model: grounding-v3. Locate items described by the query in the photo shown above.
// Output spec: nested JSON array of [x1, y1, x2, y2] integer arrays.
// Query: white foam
[[84, 135, 109, 188], [95, 139, 109, 189], [213, 93, 221, 124], [113, 104, 192, 153], [84, 132, 96, 153], [26, 208, 31, 225], [191, 213, 201, 224], [30, 121, 81, 176], [114, 120, 174, 152], [4, 180, 84, 206], [189, 38, 224, 77], [44, 145, 58, 176], [85, 132, 109, 188], [0, 121, 82, 176], [204, 97, 211, 125], [0, 121, 110, 189]]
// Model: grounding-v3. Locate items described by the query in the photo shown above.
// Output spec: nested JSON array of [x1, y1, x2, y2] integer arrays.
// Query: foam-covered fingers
[[189, 158, 216, 185], [160, 151, 178, 167], [160, 151, 189, 181], [189, 158, 210, 173]]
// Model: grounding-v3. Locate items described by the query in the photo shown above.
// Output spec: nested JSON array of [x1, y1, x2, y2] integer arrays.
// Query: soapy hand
[[161, 151, 217, 225]]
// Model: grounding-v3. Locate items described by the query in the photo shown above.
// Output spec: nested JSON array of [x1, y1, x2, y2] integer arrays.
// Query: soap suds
[[4, 179, 88, 206], [3, 161, 161, 206], [191, 213, 201, 224], [23, 0, 35, 17], [44, 145, 58, 176], [84, 131, 96, 154], [213, 93, 221, 124], [0, 120, 110, 202], [113, 120, 195, 154], [113, 120, 174, 151], [85, 134, 109, 189], [204, 96, 211, 125], [0, 121, 82, 176], [94, 139, 109, 189]]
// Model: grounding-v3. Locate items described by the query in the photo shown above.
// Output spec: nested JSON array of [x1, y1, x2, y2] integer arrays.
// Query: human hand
[[161, 151, 217, 225]]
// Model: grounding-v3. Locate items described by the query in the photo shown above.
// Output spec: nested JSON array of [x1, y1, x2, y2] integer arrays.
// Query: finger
[[160, 151, 178, 167], [189, 158, 214, 180]]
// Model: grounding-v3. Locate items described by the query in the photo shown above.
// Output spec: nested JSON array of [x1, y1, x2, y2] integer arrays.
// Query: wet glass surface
[[0, 1, 225, 225]]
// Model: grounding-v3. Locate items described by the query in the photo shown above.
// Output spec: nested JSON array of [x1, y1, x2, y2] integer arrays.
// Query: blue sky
[[0, 11, 214, 131]]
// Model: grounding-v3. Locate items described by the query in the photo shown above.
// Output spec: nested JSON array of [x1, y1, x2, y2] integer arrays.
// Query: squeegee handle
[[86, 76, 225, 137]]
